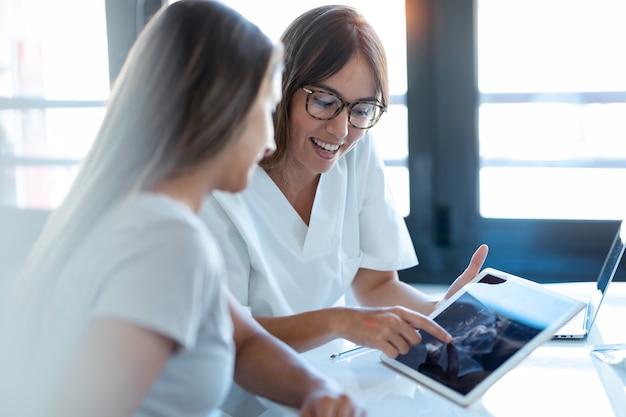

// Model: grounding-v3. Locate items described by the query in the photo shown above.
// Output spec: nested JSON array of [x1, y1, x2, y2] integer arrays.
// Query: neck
[[150, 170, 210, 214], [266, 165, 320, 225]]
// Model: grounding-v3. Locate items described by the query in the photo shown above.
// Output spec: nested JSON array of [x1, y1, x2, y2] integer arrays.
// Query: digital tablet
[[380, 267, 585, 406]]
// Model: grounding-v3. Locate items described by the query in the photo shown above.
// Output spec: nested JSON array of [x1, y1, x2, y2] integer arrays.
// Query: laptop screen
[[585, 219, 626, 331]]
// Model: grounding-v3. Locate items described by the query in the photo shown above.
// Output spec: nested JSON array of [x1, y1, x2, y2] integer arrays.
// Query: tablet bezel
[[380, 267, 585, 406]]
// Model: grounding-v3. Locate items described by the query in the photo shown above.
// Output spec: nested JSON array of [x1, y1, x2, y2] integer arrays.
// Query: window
[[403, 0, 625, 284], [477, 0, 626, 220], [0, 0, 109, 209]]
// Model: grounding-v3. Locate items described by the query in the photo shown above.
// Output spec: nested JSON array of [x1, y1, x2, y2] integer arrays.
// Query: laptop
[[553, 218, 626, 339]]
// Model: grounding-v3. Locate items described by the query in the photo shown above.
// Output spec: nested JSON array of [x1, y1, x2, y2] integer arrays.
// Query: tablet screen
[[393, 272, 579, 397]]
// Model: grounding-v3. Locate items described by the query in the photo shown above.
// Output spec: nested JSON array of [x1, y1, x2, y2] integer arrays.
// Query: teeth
[[312, 137, 340, 152]]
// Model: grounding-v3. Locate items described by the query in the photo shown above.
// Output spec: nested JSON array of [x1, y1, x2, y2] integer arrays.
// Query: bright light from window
[[477, 0, 626, 220]]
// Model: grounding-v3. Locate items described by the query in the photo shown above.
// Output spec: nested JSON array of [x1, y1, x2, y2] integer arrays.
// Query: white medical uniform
[[202, 132, 418, 316], [0, 193, 234, 417]]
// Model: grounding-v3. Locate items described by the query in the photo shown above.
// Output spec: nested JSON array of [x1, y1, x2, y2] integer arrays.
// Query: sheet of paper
[[590, 344, 626, 417]]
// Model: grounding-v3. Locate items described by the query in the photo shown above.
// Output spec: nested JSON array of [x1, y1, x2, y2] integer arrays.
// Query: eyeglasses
[[301, 87, 386, 129]]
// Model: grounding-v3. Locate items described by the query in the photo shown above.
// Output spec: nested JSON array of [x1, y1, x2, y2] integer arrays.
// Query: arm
[[228, 294, 363, 417], [45, 319, 176, 417], [252, 248, 487, 357], [255, 309, 345, 352], [255, 304, 452, 359], [352, 244, 490, 315]]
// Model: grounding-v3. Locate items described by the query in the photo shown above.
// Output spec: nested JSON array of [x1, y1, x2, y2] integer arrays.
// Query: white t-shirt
[[201, 133, 418, 316], [0, 193, 234, 417]]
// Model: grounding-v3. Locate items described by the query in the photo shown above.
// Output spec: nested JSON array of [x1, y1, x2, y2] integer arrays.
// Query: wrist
[[326, 306, 359, 339]]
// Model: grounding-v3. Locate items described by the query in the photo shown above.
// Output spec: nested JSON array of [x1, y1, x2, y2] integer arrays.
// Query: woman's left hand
[[438, 244, 489, 307]]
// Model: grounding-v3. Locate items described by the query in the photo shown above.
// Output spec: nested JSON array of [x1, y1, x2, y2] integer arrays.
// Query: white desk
[[261, 282, 626, 417]]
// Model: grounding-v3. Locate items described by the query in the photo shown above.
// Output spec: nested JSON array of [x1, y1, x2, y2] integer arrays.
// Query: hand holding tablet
[[381, 267, 585, 406]]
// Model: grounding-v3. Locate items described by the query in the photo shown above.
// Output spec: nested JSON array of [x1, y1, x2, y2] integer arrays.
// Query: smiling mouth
[[311, 137, 341, 153]]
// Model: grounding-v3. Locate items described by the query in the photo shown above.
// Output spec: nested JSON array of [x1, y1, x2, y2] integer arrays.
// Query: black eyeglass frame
[[301, 87, 387, 129]]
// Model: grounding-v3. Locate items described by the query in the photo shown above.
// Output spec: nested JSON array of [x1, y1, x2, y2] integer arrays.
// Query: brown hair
[[261, 5, 389, 170]]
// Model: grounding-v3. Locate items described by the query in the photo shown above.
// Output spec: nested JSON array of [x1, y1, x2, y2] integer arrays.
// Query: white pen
[[329, 346, 367, 359]]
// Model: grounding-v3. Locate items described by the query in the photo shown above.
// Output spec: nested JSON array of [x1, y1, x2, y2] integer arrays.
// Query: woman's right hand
[[299, 379, 366, 417], [331, 305, 452, 359]]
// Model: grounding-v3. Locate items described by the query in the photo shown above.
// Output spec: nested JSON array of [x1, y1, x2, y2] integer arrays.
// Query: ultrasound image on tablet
[[396, 290, 542, 395], [382, 269, 585, 406]]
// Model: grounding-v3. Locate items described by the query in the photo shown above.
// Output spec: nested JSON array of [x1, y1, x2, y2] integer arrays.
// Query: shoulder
[[112, 193, 215, 261], [101, 194, 225, 296], [201, 169, 271, 224]]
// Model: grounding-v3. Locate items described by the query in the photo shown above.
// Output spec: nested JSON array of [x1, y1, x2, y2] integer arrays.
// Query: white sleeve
[[93, 221, 215, 349], [357, 134, 418, 271], [200, 196, 252, 309]]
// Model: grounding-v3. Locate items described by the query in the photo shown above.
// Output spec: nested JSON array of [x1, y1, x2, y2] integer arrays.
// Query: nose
[[325, 106, 350, 138]]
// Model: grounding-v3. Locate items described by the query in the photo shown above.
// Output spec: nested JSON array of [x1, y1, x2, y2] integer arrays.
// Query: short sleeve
[[200, 195, 253, 309], [93, 221, 217, 349], [357, 134, 418, 271]]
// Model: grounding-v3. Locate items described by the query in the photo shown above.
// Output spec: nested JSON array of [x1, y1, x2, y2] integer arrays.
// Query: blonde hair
[[18, 0, 275, 305]]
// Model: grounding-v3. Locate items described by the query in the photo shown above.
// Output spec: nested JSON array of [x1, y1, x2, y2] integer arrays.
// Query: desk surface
[[262, 282, 626, 417]]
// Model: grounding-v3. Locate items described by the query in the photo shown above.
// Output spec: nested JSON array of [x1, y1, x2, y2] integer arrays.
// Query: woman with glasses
[[0, 2, 367, 417], [202, 5, 487, 362]]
